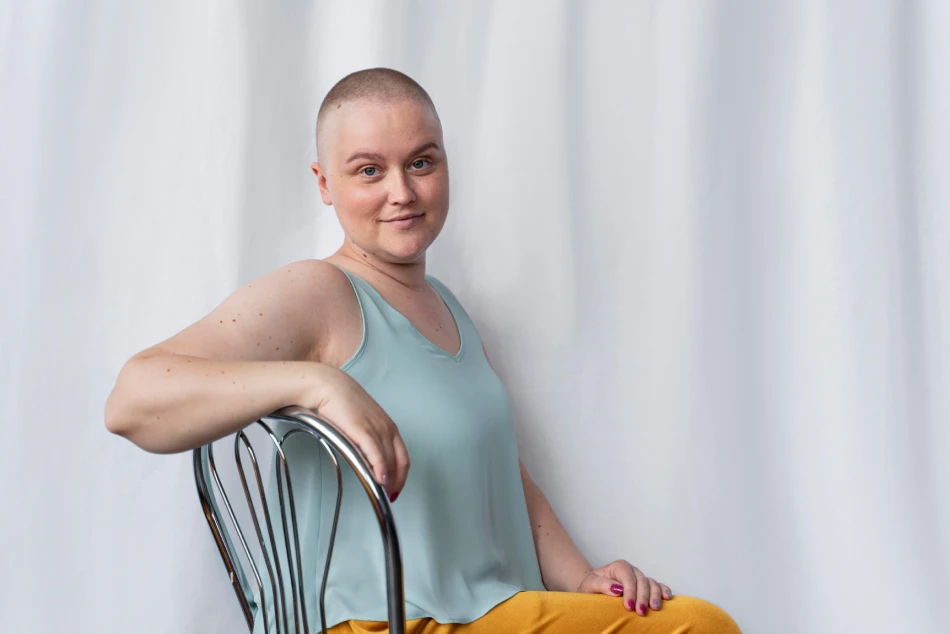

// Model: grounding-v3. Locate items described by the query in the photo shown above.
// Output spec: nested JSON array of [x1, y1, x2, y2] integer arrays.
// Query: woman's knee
[[666, 596, 741, 634]]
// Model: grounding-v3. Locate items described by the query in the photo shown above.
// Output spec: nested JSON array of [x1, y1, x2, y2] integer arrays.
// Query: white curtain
[[2, 2, 947, 633]]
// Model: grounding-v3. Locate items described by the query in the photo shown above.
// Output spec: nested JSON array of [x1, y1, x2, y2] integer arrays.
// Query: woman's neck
[[332, 243, 428, 292]]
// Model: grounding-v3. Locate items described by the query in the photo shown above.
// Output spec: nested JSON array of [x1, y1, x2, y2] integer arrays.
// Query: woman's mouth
[[383, 213, 424, 229]]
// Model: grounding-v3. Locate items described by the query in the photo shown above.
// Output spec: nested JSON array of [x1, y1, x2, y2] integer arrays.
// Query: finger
[[661, 583, 673, 600], [648, 578, 662, 611], [372, 424, 398, 491], [390, 433, 410, 501], [579, 573, 623, 597], [351, 428, 392, 490], [612, 561, 639, 613], [633, 567, 650, 616]]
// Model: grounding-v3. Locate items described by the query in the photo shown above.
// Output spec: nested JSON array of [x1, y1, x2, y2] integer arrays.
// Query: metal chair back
[[193, 406, 405, 634]]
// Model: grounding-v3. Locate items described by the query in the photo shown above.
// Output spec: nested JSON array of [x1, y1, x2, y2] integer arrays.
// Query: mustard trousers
[[329, 591, 741, 634]]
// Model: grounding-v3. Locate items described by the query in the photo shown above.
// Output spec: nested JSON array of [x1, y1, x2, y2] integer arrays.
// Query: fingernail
[[626, 600, 635, 611], [389, 491, 399, 503], [382, 473, 389, 485], [638, 603, 647, 615], [610, 584, 623, 595], [652, 599, 661, 609]]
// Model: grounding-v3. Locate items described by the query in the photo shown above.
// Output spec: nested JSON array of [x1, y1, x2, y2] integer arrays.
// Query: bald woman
[[105, 68, 740, 634]]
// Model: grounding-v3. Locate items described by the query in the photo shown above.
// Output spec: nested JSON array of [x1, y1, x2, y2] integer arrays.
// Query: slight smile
[[383, 213, 424, 229]]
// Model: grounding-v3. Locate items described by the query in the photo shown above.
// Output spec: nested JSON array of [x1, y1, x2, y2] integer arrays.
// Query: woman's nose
[[387, 171, 417, 205]]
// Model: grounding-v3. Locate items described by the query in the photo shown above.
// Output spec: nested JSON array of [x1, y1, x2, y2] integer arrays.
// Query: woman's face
[[313, 98, 450, 264]]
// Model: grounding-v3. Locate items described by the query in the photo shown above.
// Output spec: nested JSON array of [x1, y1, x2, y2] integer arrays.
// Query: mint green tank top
[[252, 266, 544, 632]]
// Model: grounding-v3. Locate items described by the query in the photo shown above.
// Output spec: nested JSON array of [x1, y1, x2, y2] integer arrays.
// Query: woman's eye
[[411, 159, 430, 170], [361, 166, 378, 177]]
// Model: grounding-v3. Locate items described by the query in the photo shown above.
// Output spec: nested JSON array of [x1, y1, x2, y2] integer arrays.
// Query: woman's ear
[[311, 161, 333, 205]]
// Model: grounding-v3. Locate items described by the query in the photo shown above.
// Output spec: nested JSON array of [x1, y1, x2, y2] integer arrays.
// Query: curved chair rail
[[193, 406, 406, 634]]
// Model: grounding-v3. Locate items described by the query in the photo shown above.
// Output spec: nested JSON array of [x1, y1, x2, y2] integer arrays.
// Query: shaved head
[[315, 68, 440, 162]]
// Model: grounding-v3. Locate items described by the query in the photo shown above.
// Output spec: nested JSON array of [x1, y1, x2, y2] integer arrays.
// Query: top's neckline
[[329, 263, 465, 362]]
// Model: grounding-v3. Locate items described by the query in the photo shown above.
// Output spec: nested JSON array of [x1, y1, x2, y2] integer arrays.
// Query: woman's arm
[[105, 260, 331, 452], [481, 342, 671, 614], [479, 342, 591, 590], [519, 460, 592, 592]]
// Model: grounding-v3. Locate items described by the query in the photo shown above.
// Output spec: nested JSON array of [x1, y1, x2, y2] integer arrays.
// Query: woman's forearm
[[520, 461, 592, 592], [104, 353, 332, 454]]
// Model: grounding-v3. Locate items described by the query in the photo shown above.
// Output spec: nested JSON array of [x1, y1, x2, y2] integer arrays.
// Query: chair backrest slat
[[193, 407, 406, 634]]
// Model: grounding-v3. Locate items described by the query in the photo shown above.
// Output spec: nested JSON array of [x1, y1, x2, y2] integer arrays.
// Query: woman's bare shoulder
[[135, 258, 360, 365], [275, 258, 362, 366]]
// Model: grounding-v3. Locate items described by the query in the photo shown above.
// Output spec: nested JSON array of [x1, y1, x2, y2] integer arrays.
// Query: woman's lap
[[333, 591, 741, 634]]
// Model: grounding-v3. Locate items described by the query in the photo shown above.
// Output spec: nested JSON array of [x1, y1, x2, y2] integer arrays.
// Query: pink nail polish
[[389, 491, 398, 503], [610, 584, 623, 595], [626, 600, 635, 611], [638, 603, 647, 615]]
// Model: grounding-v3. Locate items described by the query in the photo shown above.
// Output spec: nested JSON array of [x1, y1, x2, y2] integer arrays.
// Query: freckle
[[166, 368, 170, 372], [221, 371, 225, 374], [275, 347, 280, 350], [301, 375, 305, 379], [256, 343, 260, 346], [187, 360, 191, 363], [259, 313, 263, 316], [232, 381, 236, 384], [232, 319, 236, 322], [219, 320, 223, 324]]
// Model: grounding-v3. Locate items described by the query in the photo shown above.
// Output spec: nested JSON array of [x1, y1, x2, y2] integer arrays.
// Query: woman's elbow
[[103, 368, 164, 451], [104, 382, 133, 436], [104, 395, 177, 454]]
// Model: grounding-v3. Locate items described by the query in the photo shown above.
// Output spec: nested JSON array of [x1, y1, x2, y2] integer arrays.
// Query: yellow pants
[[329, 591, 741, 634]]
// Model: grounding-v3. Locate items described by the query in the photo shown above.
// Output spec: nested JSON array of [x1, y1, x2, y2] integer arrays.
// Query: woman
[[105, 68, 741, 634]]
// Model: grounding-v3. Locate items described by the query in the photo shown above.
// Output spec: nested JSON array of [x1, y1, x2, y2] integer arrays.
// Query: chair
[[193, 405, 406, 634]]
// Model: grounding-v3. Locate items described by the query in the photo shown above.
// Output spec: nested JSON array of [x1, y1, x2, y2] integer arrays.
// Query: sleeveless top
[[251, 266, 545, 632]]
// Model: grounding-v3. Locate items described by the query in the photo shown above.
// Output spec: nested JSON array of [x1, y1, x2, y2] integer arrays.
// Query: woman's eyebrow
[[344, 141, 441, 165]]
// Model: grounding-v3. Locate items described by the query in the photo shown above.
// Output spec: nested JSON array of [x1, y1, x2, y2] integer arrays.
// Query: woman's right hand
[[305, 364, 410, 502]]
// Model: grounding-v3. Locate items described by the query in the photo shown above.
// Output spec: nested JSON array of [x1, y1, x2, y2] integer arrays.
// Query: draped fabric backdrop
[[2, 2, 947, 633]]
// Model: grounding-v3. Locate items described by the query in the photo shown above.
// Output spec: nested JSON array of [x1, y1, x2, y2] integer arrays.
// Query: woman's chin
[[383, 235, 437, 262]]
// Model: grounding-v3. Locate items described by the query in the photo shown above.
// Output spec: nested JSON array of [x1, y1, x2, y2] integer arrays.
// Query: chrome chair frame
[[193, 406, 406, 634]]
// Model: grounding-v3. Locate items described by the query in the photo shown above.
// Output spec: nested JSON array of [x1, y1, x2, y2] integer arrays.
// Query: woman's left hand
[[576, 559, 673, 616]]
